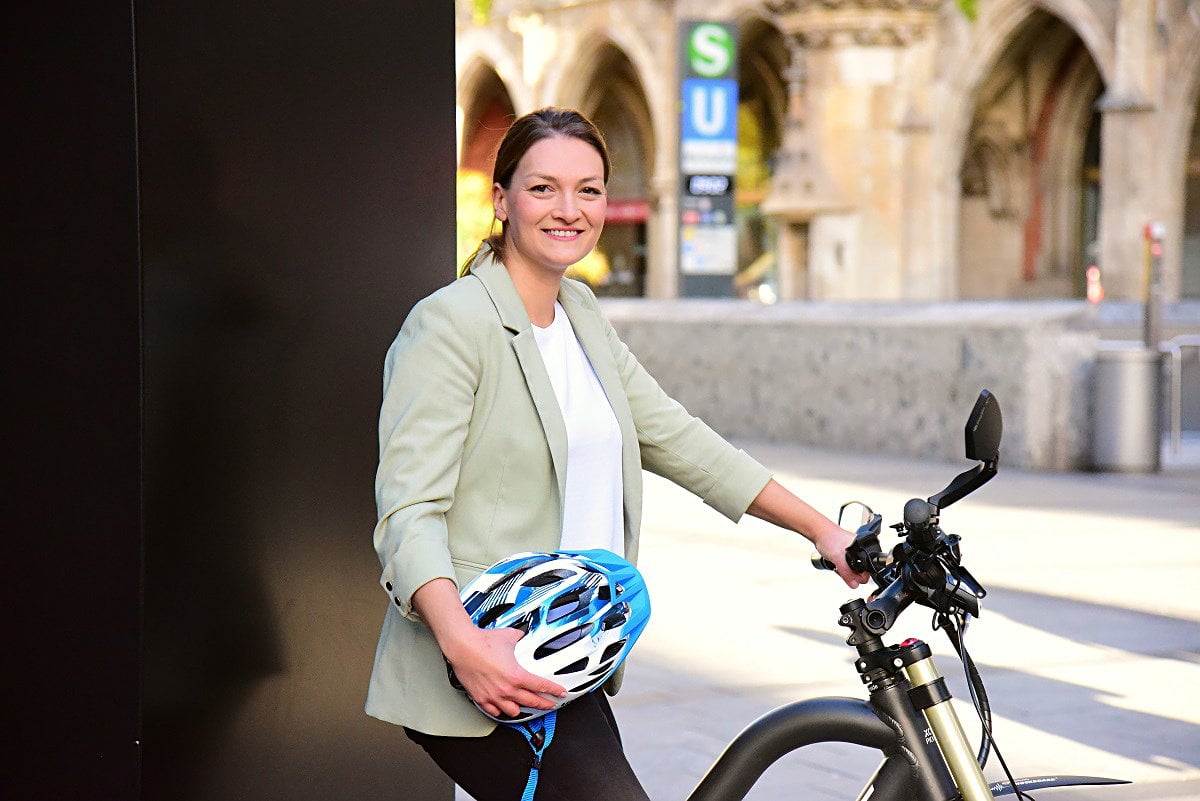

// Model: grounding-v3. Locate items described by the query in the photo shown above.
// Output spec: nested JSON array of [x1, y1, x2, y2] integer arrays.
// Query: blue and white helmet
[[454, 549, 651, 723]]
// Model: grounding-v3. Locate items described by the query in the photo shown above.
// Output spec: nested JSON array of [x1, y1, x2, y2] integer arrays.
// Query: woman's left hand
[[746, 479, 870, 589], [811, 522, 871, 589]]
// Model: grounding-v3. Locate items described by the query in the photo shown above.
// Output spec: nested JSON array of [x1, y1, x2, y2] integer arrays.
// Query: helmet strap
[[508, 709, 558, 801]]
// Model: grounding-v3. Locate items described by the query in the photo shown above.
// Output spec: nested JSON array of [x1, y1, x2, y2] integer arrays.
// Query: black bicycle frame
[[687, 634, 956, 801], [688, 691, 952, 801]]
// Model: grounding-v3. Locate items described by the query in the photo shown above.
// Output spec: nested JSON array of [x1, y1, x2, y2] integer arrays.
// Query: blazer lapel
[[469, 251, 569, 510], [511, 330, 568, 506]]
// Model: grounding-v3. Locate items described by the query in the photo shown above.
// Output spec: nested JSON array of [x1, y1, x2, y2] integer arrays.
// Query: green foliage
[[736, 103, 770, 202], [956, 0, 978, 21], [472, 0, 492, 25], [456, 169, 495, 270]]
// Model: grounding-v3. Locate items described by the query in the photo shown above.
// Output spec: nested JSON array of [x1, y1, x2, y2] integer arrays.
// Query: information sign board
[[678, 20, 738, 287]]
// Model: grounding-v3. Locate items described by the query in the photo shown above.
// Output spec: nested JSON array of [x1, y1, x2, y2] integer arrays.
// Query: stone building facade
[[456, 0, 1200, 303]]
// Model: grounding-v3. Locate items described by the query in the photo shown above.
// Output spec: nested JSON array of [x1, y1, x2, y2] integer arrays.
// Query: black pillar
[[9, 2, 456, 798], [9, 3, 142, 798]]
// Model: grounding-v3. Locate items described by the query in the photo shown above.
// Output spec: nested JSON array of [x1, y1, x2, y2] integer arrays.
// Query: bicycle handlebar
[[810, 389, 1001, 629], [810, 553, 837, 572], [811, 496, 987, 627]]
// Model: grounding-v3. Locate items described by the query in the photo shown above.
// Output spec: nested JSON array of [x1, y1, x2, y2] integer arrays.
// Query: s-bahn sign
[[679, 20, 738, 281]]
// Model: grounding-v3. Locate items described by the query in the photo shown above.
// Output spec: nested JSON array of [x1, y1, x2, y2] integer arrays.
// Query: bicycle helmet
[[452, 549, 651, 723]]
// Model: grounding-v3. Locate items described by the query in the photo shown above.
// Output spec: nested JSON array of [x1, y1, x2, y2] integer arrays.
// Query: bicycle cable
[[933, 553, 993, 768], [937, 611, 992, 768], [941, 611, 1038, 801]]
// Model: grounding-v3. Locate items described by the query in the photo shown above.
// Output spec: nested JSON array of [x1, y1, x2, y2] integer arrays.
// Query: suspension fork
[[899, 640, 992, 801]]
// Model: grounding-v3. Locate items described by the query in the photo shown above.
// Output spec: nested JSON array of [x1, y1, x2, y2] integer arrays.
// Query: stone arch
[[949, 6, 1105, 298], [456, 59, 517, 175], [546, 26, 676, 295], [544, 23, 663, 125], [942, 0, 1112, 160], [933, 0, 1113, 297], [736, 13, 788, 155], [455, 30, 530, 114], [562, 39, 656, 297], [454, 59, 518, 266]]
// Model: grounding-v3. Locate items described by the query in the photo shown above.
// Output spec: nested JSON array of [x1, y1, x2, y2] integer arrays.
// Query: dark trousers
[[405, 692, 651, 801]]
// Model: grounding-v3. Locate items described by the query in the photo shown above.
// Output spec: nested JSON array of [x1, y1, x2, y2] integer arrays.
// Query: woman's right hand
[[411, 578, 567, 719], [442, 626, 568, 720]]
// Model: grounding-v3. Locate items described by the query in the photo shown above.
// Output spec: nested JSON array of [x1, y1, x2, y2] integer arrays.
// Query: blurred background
[[457, 0, 1200, 305], [456, 0, 1200, 473]]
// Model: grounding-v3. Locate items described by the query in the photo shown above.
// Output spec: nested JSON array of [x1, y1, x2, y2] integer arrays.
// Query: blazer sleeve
[[373, 293, 480, 619], [596, 298, 772, 521]]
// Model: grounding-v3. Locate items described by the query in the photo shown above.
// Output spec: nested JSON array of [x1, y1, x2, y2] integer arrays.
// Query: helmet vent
[[599, 640, 626, 664], [554, 657, 589, 676], [546, 590, 585, 623], [600, 604, 628, 630], [533, 626, 586, 659], [477, 603, 514, 628], [571, 675, 608, 695], [522, 569, 573, 588]]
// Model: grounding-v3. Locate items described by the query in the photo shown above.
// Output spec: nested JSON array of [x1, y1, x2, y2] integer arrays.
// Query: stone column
[[766, 0, 940, 299], [776, 221, 809, 300], [761, 37, 846, 300], [1097, 0, 1166, 300], [645, 170, 679, 299]]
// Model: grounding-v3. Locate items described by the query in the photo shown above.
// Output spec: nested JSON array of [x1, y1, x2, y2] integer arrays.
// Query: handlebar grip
[[810, 553, 836, 571]]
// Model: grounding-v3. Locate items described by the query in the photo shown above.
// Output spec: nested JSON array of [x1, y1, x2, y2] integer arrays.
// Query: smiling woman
[[457, 109, 611, 268], [366, 107, 867, 801], [492, 136, 608, 323]]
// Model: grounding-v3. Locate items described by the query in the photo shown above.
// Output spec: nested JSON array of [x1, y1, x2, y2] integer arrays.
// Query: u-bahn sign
[[679, 20, 738, 288]]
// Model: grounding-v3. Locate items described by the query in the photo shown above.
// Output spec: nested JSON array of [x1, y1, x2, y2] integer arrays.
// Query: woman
[[366, 107, 867, 800]]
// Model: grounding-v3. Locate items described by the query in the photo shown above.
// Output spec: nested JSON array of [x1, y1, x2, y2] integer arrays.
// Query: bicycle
[[683, 390, 1129, 801]]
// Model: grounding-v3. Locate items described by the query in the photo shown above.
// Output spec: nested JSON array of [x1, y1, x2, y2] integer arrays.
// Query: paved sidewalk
[[610, 438, 1200, 801]]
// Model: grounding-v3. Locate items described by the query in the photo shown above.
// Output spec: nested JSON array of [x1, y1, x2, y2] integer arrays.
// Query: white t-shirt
[[531, 302, 625, 556]]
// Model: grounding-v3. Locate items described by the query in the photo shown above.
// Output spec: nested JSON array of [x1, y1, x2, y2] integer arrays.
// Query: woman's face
[[493, 135, 607, 277]]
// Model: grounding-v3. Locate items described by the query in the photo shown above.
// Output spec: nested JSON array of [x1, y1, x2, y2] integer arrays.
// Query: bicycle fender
[[989, 775, 1131, 797], [686, 697, 894, 801]]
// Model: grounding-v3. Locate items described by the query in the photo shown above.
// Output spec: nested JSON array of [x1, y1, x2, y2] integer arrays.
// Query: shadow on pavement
[[985, 585, 1200, 663]]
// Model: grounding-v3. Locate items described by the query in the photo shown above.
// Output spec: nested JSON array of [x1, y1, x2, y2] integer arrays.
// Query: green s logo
[[688, 23, 734, 78]]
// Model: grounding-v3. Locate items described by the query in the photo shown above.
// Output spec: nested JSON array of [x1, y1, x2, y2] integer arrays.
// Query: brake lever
[[846, 513, 885, 576], [902, 538, 987, 618]]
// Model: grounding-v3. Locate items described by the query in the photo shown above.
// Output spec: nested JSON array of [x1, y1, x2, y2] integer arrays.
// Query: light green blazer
[[365, 249, 772, 736]]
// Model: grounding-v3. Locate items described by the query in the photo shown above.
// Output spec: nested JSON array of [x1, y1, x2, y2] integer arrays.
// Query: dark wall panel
[[11, 2, 455, 795], [9, 3, 142, 798], [136, 2, 456, 799]]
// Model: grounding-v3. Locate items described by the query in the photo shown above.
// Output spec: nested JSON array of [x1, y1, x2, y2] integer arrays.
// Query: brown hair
[[459, 107, 610, 277]]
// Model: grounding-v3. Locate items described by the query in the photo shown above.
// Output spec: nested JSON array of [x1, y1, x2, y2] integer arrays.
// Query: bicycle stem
[[840, 601, 958, 801]]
